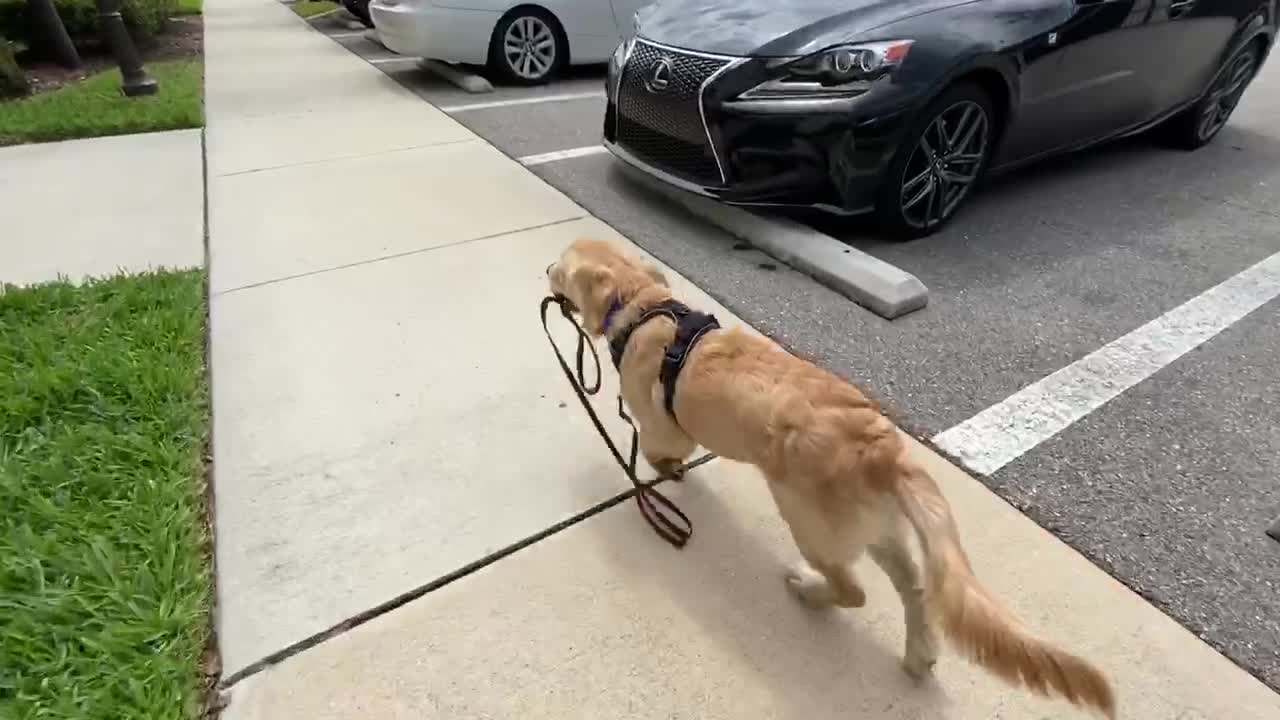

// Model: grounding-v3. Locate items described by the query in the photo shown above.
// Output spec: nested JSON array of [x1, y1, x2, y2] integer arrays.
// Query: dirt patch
[[20, 15, 202, 95]]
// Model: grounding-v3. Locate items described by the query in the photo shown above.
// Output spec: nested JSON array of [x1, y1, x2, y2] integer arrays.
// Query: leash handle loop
[[554, 297, 600, 395]]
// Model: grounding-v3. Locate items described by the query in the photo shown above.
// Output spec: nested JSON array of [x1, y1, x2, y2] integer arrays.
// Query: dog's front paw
[[648, 458, 687, 482], [902, 653, 938, 681]]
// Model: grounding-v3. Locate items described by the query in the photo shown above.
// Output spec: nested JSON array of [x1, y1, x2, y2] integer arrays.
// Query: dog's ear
[[570, 264, 617, 336], [642, 261, 670, 288]]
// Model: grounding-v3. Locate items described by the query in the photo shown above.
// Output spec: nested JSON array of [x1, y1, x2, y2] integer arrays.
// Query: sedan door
[[1043, 0, 1164, 147], [1145, 0, 1257, 111]]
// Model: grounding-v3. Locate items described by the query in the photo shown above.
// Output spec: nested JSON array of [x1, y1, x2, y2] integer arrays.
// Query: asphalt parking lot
[[311, 13, 1279, 691]]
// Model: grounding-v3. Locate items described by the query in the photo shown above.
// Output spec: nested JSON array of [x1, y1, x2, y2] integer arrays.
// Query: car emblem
[[647, 58, 673, 93]]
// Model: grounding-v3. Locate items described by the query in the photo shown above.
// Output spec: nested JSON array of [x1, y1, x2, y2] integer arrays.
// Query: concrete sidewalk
[[0, 130, 203, 286], [204, 1, 1280, 718]]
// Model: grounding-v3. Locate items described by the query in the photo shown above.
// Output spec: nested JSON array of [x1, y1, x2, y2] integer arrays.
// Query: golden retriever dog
[[547, 238, 1116, 718]]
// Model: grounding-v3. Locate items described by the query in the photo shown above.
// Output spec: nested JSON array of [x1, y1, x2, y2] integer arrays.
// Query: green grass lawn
[[291, 0, 340, 19], [175, 0, 203, 14], [0, 270, 212, 720], [0, 59, 203, 146]]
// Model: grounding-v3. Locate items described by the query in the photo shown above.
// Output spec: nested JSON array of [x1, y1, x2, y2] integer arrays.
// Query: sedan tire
[[1158, 40, 1263, 150], [487, 9, 567, 86], [876, 82, 996, 240]]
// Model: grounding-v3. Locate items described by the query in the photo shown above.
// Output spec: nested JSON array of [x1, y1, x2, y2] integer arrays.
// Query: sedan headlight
[[611, 37, 633, 69], [608, 37, 633, 96], [743, 40, 914, 99]]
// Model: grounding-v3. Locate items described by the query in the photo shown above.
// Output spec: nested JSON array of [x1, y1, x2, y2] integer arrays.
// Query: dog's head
[[546, 238, 669, 336]]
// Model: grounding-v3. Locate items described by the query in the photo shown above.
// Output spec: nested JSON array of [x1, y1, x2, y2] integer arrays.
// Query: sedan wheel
[[1196, 47, 1259, 141], [1160, 42, 1262, 150], [878, 83, 994, 239], [489, 11, 564, 85]]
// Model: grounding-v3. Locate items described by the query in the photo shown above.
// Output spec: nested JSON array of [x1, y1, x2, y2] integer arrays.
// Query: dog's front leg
[[638, 423, 697, 480], [619, 392, 695, 480], [618, 345, 697, 480]]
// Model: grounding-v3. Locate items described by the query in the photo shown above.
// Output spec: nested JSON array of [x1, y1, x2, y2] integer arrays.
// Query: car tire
[[875, 82, 996, 241], [487, 8, 567, 86], [343, 0, 373, 28], [1157, 40, 1263, 151]]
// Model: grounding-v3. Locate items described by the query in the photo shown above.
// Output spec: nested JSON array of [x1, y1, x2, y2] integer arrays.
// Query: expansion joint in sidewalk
[[218, 482, 662, 689], [217, 138, 476, 178], [212, 215, 587, 296]]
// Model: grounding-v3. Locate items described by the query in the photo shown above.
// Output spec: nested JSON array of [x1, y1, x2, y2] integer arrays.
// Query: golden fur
[[547, 238, 1116, 718]]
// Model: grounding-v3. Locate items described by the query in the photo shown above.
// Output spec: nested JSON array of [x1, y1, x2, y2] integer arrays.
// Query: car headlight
[[743, 40, 914, 99], [608, 37, 633, 95], [611, 37, 633, 70]]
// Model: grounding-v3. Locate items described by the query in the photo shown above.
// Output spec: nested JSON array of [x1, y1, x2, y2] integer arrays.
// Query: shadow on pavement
[[588, 471, 952, 720]]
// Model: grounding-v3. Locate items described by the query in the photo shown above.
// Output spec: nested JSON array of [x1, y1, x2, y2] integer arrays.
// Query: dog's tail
[[891, 462, 1116, 719]]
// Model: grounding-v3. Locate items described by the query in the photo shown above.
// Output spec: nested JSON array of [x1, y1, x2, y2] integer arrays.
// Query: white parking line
[[369, 56, 422, 65], [306, 8, 343, 21], [519, 145, 609, 166], [933, 250, 1280, 476], [440, 91, 606, 114], [329, 31, 369, 39]]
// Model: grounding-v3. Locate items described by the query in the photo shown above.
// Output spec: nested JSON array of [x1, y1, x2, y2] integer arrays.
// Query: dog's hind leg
[[869, 514, 940, 679], [769, 481, 868, 609]]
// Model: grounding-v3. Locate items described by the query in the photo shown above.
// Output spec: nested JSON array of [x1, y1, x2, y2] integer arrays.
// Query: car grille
[[615, 40, 731, 186]]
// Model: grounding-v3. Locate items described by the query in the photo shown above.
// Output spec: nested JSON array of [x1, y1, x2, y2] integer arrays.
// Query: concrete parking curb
[[419, 59, 494, 93], [615, 164, 928, 319]]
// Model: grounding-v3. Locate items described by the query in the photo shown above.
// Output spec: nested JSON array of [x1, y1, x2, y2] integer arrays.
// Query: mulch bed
[[19, 14, 202, 95]]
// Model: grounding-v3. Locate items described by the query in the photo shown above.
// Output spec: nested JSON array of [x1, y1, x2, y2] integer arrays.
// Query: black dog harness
[[607, 300, 721, 418]]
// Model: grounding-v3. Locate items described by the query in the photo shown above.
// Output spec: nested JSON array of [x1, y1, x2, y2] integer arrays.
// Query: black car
[[603, 0, 1276, 238]]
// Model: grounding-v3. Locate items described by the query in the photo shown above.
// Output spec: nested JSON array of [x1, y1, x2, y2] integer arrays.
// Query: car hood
[[635, 0, 976, 57]]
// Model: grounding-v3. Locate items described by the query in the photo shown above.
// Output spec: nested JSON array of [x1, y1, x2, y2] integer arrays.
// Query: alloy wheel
[[503, 16, 557, 81], [899, 100, 990, 231], [1196, 48, 1259, 141]]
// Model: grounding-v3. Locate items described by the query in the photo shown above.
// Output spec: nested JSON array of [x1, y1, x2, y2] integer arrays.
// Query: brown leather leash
[[540, 295, 714, 548]]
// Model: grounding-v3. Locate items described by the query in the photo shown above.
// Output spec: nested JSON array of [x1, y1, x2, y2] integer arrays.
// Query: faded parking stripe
[[934, 250, 1280, 476]]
